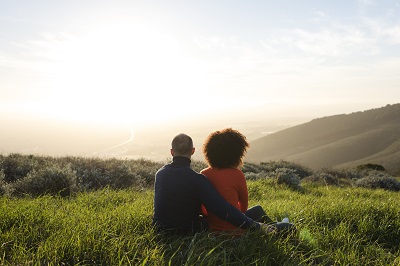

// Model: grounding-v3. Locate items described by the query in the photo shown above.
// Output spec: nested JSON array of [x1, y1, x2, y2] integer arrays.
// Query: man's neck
[[171, 156, 191, 167]]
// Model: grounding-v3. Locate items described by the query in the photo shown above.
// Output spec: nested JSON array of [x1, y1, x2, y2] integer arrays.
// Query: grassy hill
[[1, 183, 399, 265], [246, 103, 400, 174], [0, 154, 399, 264]]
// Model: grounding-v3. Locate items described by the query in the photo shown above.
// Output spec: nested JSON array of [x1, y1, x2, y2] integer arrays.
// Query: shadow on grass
[[154, 229, 309, 266]]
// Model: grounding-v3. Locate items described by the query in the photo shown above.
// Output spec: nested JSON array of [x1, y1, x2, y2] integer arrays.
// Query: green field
[[0, 154, 399, 265], [1, 182, 399, 265]]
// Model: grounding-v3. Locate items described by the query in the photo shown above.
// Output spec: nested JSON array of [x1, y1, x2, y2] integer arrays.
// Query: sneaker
[[282, 217, 289, 223]]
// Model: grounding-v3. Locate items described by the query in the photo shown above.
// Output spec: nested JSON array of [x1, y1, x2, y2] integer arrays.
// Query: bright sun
[[44, 21, 208, 126]]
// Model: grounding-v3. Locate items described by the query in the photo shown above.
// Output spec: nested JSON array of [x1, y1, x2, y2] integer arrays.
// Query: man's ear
[[191, 148, 195, 155], [170, 149, 174, 156]]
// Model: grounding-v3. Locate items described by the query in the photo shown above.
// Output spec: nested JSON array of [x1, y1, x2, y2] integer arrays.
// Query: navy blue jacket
[[153, 156, 259, 234]]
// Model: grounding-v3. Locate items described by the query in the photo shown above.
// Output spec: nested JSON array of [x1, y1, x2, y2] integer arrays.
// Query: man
[[153, 133, 272, 235]]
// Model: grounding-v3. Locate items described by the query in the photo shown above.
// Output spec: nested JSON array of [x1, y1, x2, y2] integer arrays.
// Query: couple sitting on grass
[[153, 129, 294, 236]]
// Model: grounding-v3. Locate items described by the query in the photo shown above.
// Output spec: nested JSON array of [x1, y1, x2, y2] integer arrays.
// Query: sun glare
[[45, 21, 207, 126]]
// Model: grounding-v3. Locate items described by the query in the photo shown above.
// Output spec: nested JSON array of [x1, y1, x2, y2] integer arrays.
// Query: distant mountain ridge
[[246, 104, 400, 174]]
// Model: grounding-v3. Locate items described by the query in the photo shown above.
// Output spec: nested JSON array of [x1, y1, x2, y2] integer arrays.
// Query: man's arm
[[195, 174, 260, 230]]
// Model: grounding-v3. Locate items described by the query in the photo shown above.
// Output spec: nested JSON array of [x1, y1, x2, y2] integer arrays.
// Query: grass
[[0, 189, 158, 265], [1, 181, 399, 265]]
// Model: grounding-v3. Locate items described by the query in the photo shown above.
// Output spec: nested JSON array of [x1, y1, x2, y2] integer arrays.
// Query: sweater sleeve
[[195, 173, 259, 230], [236, 170, 249, 213]]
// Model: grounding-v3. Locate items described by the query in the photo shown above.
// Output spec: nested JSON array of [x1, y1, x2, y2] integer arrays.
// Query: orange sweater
[[200, 167, 248, 232]]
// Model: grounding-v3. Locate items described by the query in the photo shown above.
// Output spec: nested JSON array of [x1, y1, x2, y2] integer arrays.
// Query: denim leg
[[245, 205, 274, 224]]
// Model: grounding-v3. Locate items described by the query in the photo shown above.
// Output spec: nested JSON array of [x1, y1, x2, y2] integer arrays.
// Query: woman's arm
[[237, 170, 249, 212]]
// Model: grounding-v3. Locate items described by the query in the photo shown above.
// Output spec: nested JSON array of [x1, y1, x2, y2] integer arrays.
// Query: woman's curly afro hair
[[203, 128, 249, 168]]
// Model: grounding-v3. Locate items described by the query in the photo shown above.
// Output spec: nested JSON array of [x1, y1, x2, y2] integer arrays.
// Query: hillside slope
[[246, 104, 400, 174]]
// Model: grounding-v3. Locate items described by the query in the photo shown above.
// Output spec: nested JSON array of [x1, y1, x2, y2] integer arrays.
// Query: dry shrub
[[274, 168, 302, 191], [354, 172, 400, 191], [10, 165, 78, 197], [303, 172, 340, 186]]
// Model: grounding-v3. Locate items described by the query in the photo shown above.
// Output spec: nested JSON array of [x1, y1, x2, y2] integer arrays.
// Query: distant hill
[[246, 104, 400, 174]]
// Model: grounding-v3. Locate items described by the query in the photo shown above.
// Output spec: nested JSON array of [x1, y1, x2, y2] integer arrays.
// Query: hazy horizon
[[1, 102, 398, 162], [1, 1, 400, 160], [1, 105, 316, 161]]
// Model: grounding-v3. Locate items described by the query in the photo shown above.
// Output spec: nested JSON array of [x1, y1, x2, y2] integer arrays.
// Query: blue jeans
[[245, 205, 295, 232]]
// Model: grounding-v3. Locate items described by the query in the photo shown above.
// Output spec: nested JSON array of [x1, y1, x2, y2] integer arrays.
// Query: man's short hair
[[171, 133, 193, 156]]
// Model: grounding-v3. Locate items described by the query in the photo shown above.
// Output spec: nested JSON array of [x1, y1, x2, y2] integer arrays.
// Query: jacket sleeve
[[195, 174, 259, 230]]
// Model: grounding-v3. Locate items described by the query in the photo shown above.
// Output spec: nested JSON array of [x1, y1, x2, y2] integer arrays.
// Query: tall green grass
[[0, 189, 160, 265], [1, 181, 399, 265]]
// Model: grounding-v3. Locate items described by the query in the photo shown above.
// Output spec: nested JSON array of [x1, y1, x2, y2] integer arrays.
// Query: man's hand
[[258, 222, 278, 234]]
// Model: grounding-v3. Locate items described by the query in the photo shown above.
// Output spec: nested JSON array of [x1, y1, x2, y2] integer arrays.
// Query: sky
[[1, 1, 400, 137]]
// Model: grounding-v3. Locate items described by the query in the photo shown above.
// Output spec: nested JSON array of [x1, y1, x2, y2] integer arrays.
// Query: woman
[[200, 128, 276, 234]]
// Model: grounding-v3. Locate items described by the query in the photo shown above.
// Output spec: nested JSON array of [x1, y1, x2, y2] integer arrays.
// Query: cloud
[[0, 15, 28, 23], [0, 31, 73, 75], [193, 36, 228, 51], [265, 17, 383, 59], [365, 18, 400, 45], [185, 10, 400, 108], [2, 6, 400, 116], [357, 0, 376, 6]]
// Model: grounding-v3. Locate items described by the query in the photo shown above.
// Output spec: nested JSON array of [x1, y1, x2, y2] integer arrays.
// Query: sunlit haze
[[1, 0, 400, 160]]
